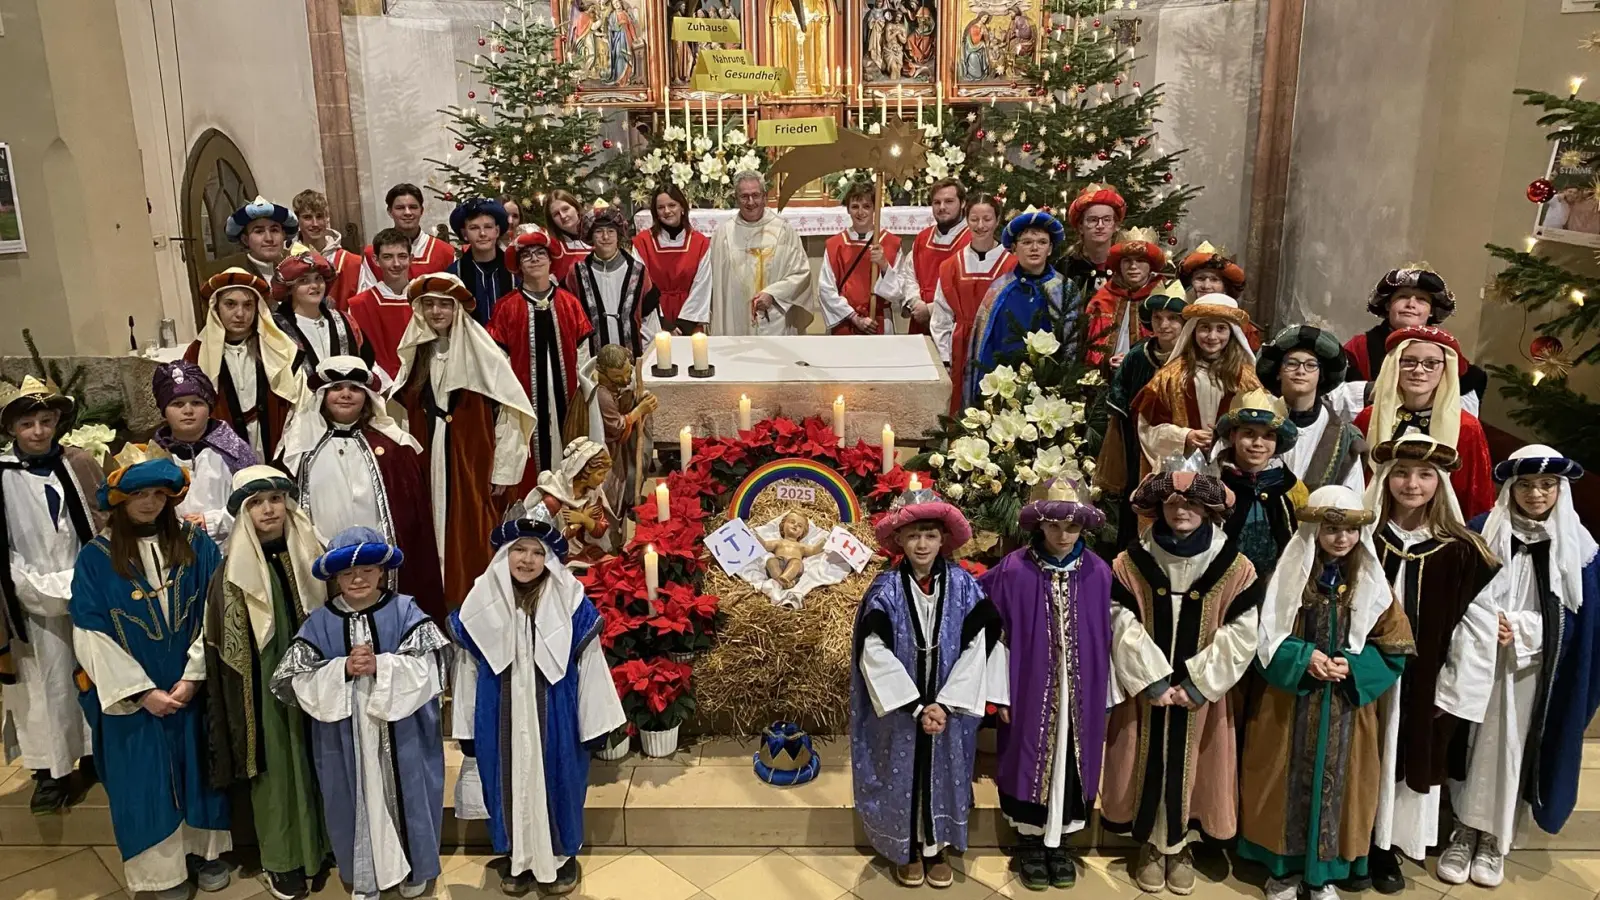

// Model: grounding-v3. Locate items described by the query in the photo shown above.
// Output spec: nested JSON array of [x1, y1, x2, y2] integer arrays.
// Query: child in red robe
[[1085, 228, 1167, 367]]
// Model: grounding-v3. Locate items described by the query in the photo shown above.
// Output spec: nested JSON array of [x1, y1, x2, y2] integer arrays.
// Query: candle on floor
[[908, 473, 923, 492], [654, 331, 673, 369], [679, 426, 693, 471], [739, 394, 752, 431], [655, 482, 671, 522], [644, 544, 660, 603], [832, 395, 846, 445], [692, 332, 709, 369], [881, 423, 895, 473]]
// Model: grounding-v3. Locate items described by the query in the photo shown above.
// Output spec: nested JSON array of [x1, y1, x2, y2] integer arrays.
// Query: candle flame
[[1572, 75, 1587, 96], [1573, 288, 1587, 306], [1525, 236, 1539, 253]]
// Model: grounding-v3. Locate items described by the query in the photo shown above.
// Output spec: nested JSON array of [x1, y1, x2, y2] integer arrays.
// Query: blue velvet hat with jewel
[[1492, 443, 1585, 484], [490, 501, 569, 562], [313, 526, 404, 580], [752, 721, 821, 787], [225, 195, 298, 243], [1001, 209, 1067, 251]]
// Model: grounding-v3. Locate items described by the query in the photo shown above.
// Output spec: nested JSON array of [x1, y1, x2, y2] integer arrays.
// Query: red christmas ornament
[[477, 37, 486, 46], [1055, 162, 1069, 173], [1096, 151, 1109, 161], [534, 90, 546, 99], [1133, 81, 1141, 88], [496, 45, 506, 53], [976, 129, 987, 140], [1162, 220, 1174, 231], [1092, 18, 1101, 27], [467, 90, 476, 99], [1527, 178, 1556, 204], [1009, 81, 1019, 89], [1137, 137, 1148, 147], [582, 143, 594, 153], [443, 192, 455, 201], [1163, 172, 1174, 183], [1022, 142, 1034, 153], [454, 141, 465, 151], [1062, 64, 1072, 73], [489, 87, 498, 95], [522, 152, 534, 162], [602, 139, 614, 149], [1166, 236, 1177, 246], [1113, 77, 1123, 86], [1531, 335, 1565, 360]]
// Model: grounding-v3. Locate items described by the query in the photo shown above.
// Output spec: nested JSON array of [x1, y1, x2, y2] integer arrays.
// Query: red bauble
[[1137, 137, 1148, 147], [1133, 81, 1141, 88], [1163, 172, 1174, 183], [454, 141, 465, 151], [976, 129, 987, 140], [1055, 162, 1069, 173], [1113, 77, 1123, 86], [1531, 335, 1565, 360], [602, 139, 614, 149], [489, 87, 498, 95], [1166, 236, 1177, 246], [1062, 64, 1072, 73], [1527, 178, 1556, 204], [582, 143, 594, 153], [443, 192, 455, 201], [522, 152, 534, 161], [1096, 151, 1109, 161], [1092, 18, 1101, 26], [1162, 220, 1174, 231], [467, 90, 476, 99], [496, 45, 506, 53], [477, 37, 486, 46], [1022, 142, 1034, 152], [534, 90, 546, 99]]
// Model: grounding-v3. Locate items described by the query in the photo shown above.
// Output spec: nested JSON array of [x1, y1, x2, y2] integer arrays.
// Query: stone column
[[306, 0, 366, 248]]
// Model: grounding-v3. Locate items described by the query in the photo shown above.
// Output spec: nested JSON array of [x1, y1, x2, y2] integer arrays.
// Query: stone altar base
[[643, 335, 951, 444]]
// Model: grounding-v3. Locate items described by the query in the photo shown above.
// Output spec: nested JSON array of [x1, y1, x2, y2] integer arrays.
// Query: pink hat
[[874, 487, 973, 555]]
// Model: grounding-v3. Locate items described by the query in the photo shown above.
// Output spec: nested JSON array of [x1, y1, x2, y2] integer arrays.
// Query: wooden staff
[[632, 351, 648, 508], [868, 170, 887, 330]]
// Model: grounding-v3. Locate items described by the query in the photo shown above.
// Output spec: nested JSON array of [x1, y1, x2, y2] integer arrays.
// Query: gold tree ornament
[[1560, 148, 1588, 169], [1582, 31, 1600, 52]]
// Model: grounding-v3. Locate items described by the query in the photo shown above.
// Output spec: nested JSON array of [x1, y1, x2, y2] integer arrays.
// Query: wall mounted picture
[[861, 0, 938, 87], [0, 144, 24, 255], [556, 0, 659, 104], [946, 0, 1041, 100], [1532, 133, 1600, 249]]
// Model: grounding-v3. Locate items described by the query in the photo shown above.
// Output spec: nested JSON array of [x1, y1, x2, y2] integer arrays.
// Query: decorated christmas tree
[[427, 0, 627, 210], [962, 0, 1199, 235], [1485, 88, 1600, 467]]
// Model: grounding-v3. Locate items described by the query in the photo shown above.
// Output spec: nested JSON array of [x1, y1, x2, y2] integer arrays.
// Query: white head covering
[[1368, 333, 1462, 449], [279, 355, 421, 475], [1364, 433, 1466, 532], [1258, 484, 1393, 666], [1167, 293, 1257, 365], [455, 523, 584, 683], [1481, 444, 1597, 614], [224, 465, 327, 649], [533, 436, 609, 508], [196, 275, 307, 407]]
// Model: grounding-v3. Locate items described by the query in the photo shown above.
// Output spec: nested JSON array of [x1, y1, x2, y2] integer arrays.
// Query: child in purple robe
[[851, 486, 1003, 888], [980, 478, 1113, 891]]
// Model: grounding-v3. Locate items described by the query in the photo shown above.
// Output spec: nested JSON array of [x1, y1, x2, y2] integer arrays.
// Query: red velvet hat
[[503, 226, 555, 273], [271, 251, 336, 300], [1384, 326, 1468, 377], [1107, 227, 1168, 272], [404, 272, 476, 313], [1066, 183, 1127, 228], [199, 268, 270, 307], [874, 487, 973, 555]]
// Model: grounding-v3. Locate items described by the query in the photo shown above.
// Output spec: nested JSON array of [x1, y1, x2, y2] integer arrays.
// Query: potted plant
[[615, 658, 696, 757], [594, 724, 632, 761]]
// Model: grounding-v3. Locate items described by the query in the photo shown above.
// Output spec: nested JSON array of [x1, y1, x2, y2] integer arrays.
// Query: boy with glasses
[[1256, 326, 1365, 493]]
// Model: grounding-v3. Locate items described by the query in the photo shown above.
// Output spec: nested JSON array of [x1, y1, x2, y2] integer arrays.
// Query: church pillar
[[1242, 0, 1304, 333], [306, 0, 366, 248]]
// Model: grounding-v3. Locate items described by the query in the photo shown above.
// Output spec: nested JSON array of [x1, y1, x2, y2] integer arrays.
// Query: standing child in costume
[[1131, 293, 1261, 467], [1433, 445, 1600, 887], [851, 486, 1002, 888], [1212, 389, 1308, 579], [150, 360, 259, 544], [70, 445, 231, 900], [1255, 326, 1365, 494], [204, 468, 332, 900], [1084, 228, 1167, 367], [1101, 457, 1263, 895], [1361, 434, 1498, 894], [450, 505, 625, 896], [1238, 485, 1414, 900], [981, 479, 1112, 891], [273, 526, 448, 900]]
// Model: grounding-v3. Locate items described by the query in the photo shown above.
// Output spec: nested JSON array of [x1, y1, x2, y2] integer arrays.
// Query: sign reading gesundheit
[[757, 116, 839, 147], [693, 64, 790, 95], [673, 16, 741, 42]]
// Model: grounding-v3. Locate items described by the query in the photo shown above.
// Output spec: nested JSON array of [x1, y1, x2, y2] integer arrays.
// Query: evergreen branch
[[1485, 243, 1600, 342], [1513, 88, 1600, 143], [1486, 363, 1600, 469]]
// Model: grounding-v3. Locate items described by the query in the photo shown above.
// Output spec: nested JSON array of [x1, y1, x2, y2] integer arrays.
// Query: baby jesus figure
[[759, 511, 826, 589]]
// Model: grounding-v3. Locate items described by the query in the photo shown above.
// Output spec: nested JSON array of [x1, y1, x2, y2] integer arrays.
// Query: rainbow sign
[[729, 458, 863, 523]]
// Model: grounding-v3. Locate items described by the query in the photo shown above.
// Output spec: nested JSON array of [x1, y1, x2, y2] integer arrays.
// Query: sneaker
[[1015, 836, 1050, 891], [545, 858, 580, 896], [398, 880, 429, 899], [196, 859, 232, 893], [1266, 875, 1301, 900], [1436, 825, 1478, 886], [263, 870, 307, 900], [29, 773, 69, 815], [896, 857, 926, 887], [1134, 844, 1165, 893], [1047, 846, 1076, 889], [499, 869, 534, 897], [1470, 833, 1505, 888], [1368, 846, 1406, 895], [1166, 847, 1196, 896], [1310, 885, 1340, 900], [926, 853, 954, 888], [352, 893, 380, 900]]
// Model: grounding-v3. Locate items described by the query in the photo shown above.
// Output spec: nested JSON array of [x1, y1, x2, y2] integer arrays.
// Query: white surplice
[[173, 446, 235, 543], [287, 597, 445, 893], [221, 342, 263, 454], [1279, 403, 1366, 495], [72, 537, 228, 892], [931, 245, 1010, 363], [1374, 523, 1443, 860], [707, 210, 812, 336], [1, 466, 91, 777]]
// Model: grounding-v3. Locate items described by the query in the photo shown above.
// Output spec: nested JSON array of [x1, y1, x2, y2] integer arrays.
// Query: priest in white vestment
[[708, 171, 814, 336]]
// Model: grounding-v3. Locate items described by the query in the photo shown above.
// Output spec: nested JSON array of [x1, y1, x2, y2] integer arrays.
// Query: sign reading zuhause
[[757, 116, 839, 147], [692, 63, 790, 95], [672, 16, 741, 42]]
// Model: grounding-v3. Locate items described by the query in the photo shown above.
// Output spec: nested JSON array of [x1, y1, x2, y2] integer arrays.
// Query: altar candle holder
[[688, 331, 715, 378], [651, 332, 678, 377]]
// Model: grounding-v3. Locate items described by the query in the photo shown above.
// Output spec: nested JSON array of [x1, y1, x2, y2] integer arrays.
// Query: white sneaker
[[1310, 884, 1340, 900], [351, 892, 379, 900], [1266, 875, 1301, 900], [1471, 834, 1505, 887], [1436, 825, 1478, 885]]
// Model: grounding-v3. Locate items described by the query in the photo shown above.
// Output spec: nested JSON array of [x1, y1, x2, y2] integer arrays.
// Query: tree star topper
[[765, 119, 930, 210]]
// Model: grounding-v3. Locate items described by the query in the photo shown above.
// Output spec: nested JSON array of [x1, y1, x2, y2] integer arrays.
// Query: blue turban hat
[[313, 526, 405, 580]]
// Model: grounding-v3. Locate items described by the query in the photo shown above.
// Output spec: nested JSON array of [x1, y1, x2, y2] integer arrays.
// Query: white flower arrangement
[[58, 423, 116, 464], [624, 121, 771, 207]]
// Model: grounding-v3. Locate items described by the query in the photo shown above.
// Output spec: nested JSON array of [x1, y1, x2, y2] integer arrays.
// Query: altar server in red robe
[[903, 178, 971, 334], [633, 185, 712, 333], [361, 184, 455, 286], [395, 273, 535, 610], [931, 193, 1014, 415], [291, 189, 362, 311], [819, 182, 908, 335], [543, 190, 592, 283], [186, 268, 306, 460], [490, 229, 595, 493], [346, 228, 418, 381]]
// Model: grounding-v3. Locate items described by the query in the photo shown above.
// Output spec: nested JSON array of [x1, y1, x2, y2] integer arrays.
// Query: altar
[[632, 205, 938, 237], [642, 334, 950, 443]]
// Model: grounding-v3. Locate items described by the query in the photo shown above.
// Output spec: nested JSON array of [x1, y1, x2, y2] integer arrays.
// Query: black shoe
[[1015, 836, 1050, 891], [264, 870, 307, 900], [546, 858, 580, 895], [1048, 846, 1076, 888], [1367, 848, 1405, 895], [29, 773, 69, 815], [76, 756, 97, 786], [1340, 875, 1373, 893], [309, 858, 333, 894], [500, 869, 534, 897]]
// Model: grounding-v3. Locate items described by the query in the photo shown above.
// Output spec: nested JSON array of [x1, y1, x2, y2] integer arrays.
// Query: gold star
[[1582, 31, 1600, 51], [1561, 148, 1587, 169]]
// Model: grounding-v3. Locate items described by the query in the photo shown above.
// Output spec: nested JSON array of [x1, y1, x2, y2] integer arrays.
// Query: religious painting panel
[[761, 0, 845, 97], [554, 0, 660, 104], [860, 0, 938, 88], [668, 0, 757, 93], [945, 0, 1042, 99]]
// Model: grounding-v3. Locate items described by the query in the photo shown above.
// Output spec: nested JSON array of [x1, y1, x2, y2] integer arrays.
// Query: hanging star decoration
[[1581, 30, 1600, 52], [1561, 148, 1588, 169], [764, 118, 930, 210]]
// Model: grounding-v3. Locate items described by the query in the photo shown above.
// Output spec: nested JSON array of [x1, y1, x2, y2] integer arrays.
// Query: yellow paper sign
[[673, 16, 741, 43], [757, 116, 839, 147], [692, 63, 790, 95]]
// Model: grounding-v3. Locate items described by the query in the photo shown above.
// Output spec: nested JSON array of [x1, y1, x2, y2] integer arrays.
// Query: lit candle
[[936, 81, 943, 130], [916, 94, 923, 125], [691, 332, 709, 369], [701, 94, 709, 142], [717, 98, 724, 147], [908, 473, 923, 492], [858, 85, 866, 124], [655, 482, 671, 522], [644, 544, 660, 603], [1573, 75, 1587, 97], [739, 394, 752, 431], [664, 84, 671, 130], [679, 426, 693, 471], [684, 97, 691, 139], [832, 395, 846, 444], [897, 86, 905, 118], [654, 331, 673, 369], [881, 423, 895, 473], [742, 92, 749, 126]]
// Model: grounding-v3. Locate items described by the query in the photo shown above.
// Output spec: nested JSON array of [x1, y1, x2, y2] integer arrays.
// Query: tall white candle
[[679, 426, 693, 471], [664, 84, 671, 130], [691, 332, 709, 369], [684, 98, 691, 139], [897, 86, 905, 118], [742, 92, 749, 126], [858, 85, 866, 124], [655, 482, 671, 522], [644, 544, 660, 603], [880, 93, 887, 125], [701, 94, 709, 142], [936, 81, 943, 130], [881, 423, 895, 473], [654, 331, 673, 368], [832, 395, 846, 444], [717, 98, 724, 147], [739, 394, 752, 431], [916, 95, 924, 126]]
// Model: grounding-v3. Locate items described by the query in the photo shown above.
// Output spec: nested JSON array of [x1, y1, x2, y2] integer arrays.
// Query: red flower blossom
[[612, 659, 654, 696], [834, 441, 881, 477], [869, 466, 912, 500], [957, 558, 989, 578]]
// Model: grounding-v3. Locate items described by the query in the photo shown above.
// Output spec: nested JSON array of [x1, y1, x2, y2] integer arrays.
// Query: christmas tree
[[1485, 88, 1600, 468], [962, 0, 1198, 235], [427, 0, 627, 211]]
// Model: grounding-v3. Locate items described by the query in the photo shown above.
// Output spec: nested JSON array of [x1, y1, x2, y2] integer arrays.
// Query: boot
[[1166, 846, 1196, 896], [1015, 835, 1050, 891], [1133, 844, 1165, 893], [1046, 845, 1076, 889]]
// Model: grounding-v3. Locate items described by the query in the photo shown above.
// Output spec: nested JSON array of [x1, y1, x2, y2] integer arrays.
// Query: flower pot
[[667, 651, 696, 664], [594, 736, 631, 761], [639, 725, 681, 758]]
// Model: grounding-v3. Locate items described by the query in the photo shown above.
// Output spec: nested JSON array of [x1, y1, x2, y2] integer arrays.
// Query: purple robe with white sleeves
[[850, 559, 999, 864], [980, 545, 1113, 808]]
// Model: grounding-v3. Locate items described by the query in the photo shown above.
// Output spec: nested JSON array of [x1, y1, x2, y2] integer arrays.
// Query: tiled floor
[[8, 843, 1600, 900]]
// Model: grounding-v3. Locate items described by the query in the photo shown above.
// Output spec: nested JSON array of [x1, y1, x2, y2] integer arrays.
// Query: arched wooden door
[[181, 129, 257, 327]]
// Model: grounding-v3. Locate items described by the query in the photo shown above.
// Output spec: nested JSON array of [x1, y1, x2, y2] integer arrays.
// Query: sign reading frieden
[[672, 16, 741, 42], [757, 116, 839, 147]]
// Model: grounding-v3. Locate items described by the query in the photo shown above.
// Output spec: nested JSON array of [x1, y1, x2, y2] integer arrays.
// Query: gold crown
[[111, 442, 173, 471], [1228, 387, 1290, 423], [1034, 477, 1091, 505], [1192, 240, 1232, 258], [0, 375, 64, 410], [1120, 226, 1160, 246]]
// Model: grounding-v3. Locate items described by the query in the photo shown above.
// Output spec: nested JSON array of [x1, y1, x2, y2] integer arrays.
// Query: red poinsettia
[[834, 440, 882, 478], [869, 465, 913, 500], [612, 658, 654, 696], [689, 436, 748, 472], [629, 516, 701, 560], [666, 467, 720, 502]]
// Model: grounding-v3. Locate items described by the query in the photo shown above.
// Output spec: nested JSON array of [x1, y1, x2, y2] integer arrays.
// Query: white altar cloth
[[633, 206, 936, 238], [642, 335, 951, 443]]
